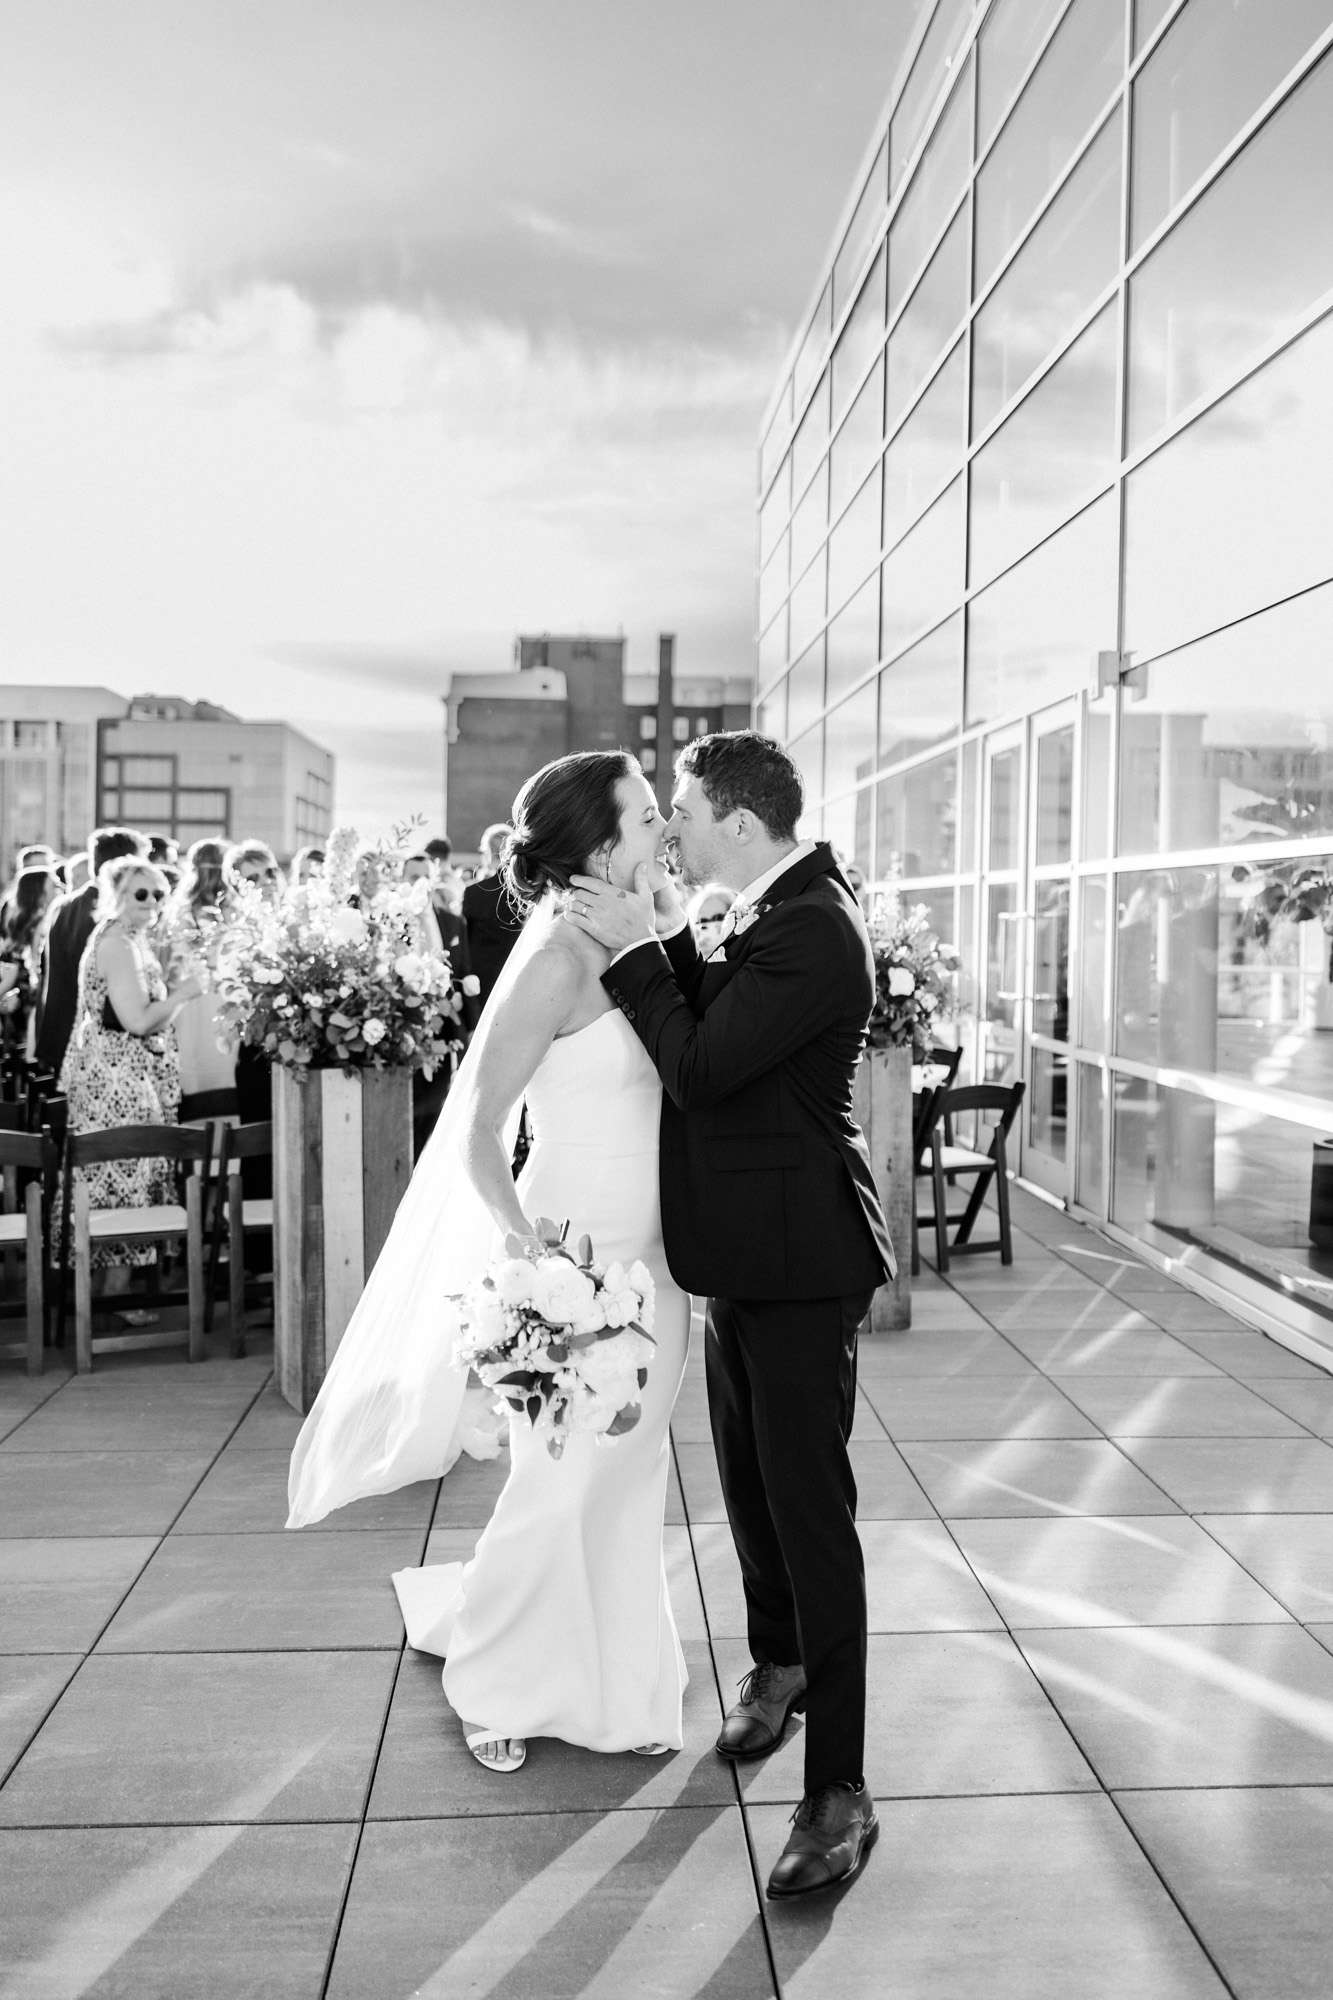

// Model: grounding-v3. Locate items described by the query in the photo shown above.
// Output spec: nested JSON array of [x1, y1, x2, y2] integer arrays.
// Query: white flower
[[362, 1018, 387, 1046], [393, 952, 428, 990], [533, 1260, 598, 1325], [461, 974, 481, 996], [301, 991, 323, 1009], [626, 1260, 656, 1330], [468, 1295, 509, 1347], [920, 992, 938, 1012], [887, 966, 916, 997], [328, 906, 367, 946], [576, 1329, 652, 1409], [493, 1259, 540, 1306], [573, 1297, 608, 1335]]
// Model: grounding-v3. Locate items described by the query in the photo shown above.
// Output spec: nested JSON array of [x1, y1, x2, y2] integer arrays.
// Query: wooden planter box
[[852, 1043, 913, 1332], [273, 1065, 414, 1414]]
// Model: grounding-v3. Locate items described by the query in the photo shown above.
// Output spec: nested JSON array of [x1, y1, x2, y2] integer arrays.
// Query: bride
[[286, 750, 690, 1773]]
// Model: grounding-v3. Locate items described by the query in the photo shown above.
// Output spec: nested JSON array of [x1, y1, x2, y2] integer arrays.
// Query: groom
[[569, 730, 893, 1899]]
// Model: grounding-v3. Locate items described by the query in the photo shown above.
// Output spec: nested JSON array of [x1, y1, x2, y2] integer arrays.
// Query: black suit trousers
[[705, 1289, 872, 1793]]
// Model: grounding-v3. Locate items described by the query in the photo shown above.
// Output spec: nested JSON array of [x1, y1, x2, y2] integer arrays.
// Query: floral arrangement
[[865, 900, 959, 1059], [1231, 857, 1333, 954], [452, 1218, 656, 1461], [214, 824, 472, 1074]]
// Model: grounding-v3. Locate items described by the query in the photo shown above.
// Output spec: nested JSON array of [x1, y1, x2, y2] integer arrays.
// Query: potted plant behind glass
[[854, 899, 960, 1331], [217, 825, 473, 1412]]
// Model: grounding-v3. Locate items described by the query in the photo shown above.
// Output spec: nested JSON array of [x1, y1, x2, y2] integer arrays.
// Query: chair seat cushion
[[88, 1204, 190, 1240], [936, 1146, 994, 1172], [241, 1199, 273, 1228], [0, 1213, 29, 1245]]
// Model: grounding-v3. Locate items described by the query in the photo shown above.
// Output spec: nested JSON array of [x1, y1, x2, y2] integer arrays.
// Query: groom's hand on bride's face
[[566, 869, 658, 951]]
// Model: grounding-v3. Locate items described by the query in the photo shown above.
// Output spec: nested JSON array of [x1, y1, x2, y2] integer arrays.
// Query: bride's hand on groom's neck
[[566, 865, 664, 952]]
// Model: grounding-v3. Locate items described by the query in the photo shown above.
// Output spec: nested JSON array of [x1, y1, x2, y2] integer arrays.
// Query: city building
[[755, 0, 1333, 1351], [0, 687, 334, 870], [443, 634, 751, 847]]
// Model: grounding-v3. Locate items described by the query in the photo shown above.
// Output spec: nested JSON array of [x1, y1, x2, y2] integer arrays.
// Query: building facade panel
[[756, 0, 1333, 1346]]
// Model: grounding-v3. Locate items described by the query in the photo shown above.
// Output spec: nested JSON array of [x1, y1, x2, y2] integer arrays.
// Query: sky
[[0, 0, 926, 836]]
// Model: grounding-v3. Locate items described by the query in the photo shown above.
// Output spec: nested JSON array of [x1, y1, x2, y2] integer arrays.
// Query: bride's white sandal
[[465, 1730, 527, 1773], [631, 1742, 672, 1756]]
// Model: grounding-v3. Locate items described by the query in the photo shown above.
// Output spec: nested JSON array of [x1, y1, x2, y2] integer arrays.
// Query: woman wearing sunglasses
[[55, 858, 203, 1317]]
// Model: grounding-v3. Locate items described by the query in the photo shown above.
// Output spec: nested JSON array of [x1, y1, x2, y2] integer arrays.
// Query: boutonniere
[[706, 898, 770, 963]]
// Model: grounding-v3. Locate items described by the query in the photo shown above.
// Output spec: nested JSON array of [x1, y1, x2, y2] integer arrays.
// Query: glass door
[[981, 725, 1025, 1090], [1023, 700, 1078, 1197]]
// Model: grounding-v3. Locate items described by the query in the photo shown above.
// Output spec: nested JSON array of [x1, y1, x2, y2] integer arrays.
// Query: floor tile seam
[[1098, 1785, 1241, 1997], [319, 1633, 408, 2000], [1235, 1378, 1332, 1441], [90, 1644, 408, 1656], [0, 1653, 81, 1792], [0, 1371, 277, 1793], [1004, 1618, 1298, 1638], [1183, 1514, 1323, 1628]]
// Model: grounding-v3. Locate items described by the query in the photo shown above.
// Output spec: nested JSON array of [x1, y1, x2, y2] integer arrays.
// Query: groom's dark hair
[[676, 731, 802, 842]]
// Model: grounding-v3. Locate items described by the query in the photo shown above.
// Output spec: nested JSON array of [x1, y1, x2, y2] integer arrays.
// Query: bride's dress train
[[392, 1007, 691, 1752]]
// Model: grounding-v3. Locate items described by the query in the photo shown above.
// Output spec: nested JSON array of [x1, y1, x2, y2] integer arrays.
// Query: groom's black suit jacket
[[603, 843, 893, 1301]]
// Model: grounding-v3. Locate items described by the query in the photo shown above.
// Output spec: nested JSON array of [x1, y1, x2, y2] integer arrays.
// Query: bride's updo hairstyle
[[502, 750, 640, 909]]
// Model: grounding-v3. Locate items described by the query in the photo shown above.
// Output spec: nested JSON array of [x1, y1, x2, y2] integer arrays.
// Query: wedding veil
[[285, 924, 537, 1529]]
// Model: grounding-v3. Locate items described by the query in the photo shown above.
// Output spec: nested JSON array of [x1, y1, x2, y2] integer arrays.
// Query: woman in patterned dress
[[59, 858, 203, 1308]]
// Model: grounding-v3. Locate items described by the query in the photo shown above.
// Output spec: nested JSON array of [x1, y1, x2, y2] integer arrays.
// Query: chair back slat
[[68, 1123, 214, 1168], [939, 1082, 1026, 1124], [179, 1088, 240, 1124], [0, 1130, 57, 1172], [220, 1120, 273, 1168]]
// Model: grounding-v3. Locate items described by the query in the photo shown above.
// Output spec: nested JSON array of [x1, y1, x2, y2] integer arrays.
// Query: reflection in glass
[[1118, 583, 1333, 857], [1033, 879, 1071, 1040], [876, 751, 958, 877], [1132, 0, 1332, 249], [827, 576, 880, 708], [1115, 866, 1220, 1076], [789, 723, 825, 810], [786, 640, 826, 740], [978, 0, 1066, 153], [759, 454, 791, 564], [833, 248, 886, 417], [989, 744, 1022, 869], [958, 880, 977, 1015], [1079, 875, 1108, 1049], [969, 302, 1118, 588], [974, 0, 1124, 294], [823, 786, 875, 878], [758, 607, 788, 688], [831, 357, 884, 520], [1029, 1046, 1068, 1160], [1112, 1074, 1218, 1235], [881, 477, 964, 664], [1123, 311, 1333, 665], [825, 680, 879, 801], [891, 0, 972, 191], [889, 65, 972, 318], [1133, 0, 1173, 54], [878, 613, 963, 767], [985, 881, 1022, 1083], [788, 548, 827, 659], [960, 736, 980, 871], [1128, 52, 1333, 450], [794, 282, 832, 407], [884, 342, 965, 551], [758, 532, 789, 635], [906, 887, 957, 948], [761, 381, 793, 492], [756, 676, 788, 744], [1083, 702, 1112, 861], [828, 467, 882, 617], [972, 118, 1121, 438], [792, 369, 831, 491], [1076, 1062, 1104, 1209], [834, 138, 888, 315], [967, 493, 1118, 724], [791, 458, 829, 583], [1035, 724, 1074, 865], [886, 207, 970, 433]]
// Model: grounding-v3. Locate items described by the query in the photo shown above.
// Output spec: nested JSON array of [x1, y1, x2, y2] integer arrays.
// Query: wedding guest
[[290, 845, 325, 884], [461, 822, 522, 1008], [223, 840, 280, 1208], [67, 855, 89, 892], [352, 845, 382, 906], [148, 835, 181, 886], [56, 857, 200, 1312], [224, 840, 282, 901], [401, 852, 446, 953], [405, 852, 477, 1032], [687, 882, 736, 952], [36, 827, 149, 1081], [165, 839, 235, 1102], [1, 865, 60, 1064]]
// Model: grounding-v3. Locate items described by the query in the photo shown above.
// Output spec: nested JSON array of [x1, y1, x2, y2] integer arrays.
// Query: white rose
[[601, 1289, 634, 1328], [461, 974, 481, 996], [576, 1329, 651, 1409], [626, 1260, 656, 1330], [533, 1259, 598, 1325], [362, 1019, 387, 1045], [602, 1261, 628, 1293], [572, 1297, 608, 1335], [328, 906, 367, 946], [393, 952, 428, 990], [887, 966, 916, 996], [493, 1259, 540, 1306]]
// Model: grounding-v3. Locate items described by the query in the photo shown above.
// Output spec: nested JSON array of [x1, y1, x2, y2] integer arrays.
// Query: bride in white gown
[[286, 752, 690, 1772]]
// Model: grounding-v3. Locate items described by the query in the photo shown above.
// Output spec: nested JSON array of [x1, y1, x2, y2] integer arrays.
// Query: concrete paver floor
[[4, 1188, 1333, 1996]]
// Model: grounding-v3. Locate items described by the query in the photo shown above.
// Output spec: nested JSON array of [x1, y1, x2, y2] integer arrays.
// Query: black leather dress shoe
[[766, 1782, 879, 1899], [715, 1661, 807, 1760]]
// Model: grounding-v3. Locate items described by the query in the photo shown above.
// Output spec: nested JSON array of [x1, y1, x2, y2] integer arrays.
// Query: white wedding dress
[[393, 1006, 691, 1752]]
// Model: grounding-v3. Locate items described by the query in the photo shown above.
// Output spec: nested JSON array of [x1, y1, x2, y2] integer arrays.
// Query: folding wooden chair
[[211, 1120, 273, 1357], [0, 1128, 60, 1375], [916, 1081, 1026, 1274], [61, 1124, 214, 1372]]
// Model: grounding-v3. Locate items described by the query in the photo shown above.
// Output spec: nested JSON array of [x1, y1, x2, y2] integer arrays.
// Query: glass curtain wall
[[755, 0, 1333, 1324]]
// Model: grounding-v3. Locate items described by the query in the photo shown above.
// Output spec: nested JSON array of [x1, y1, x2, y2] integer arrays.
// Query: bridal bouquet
[[214, 824, 465, 1075], [451, 1218, 656, 1460]]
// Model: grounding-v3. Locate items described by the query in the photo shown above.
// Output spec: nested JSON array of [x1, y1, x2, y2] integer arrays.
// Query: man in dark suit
[[568, 731, 892, 1901], [35, 826, 148, 1079], [461, 822, 522, 1009]]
